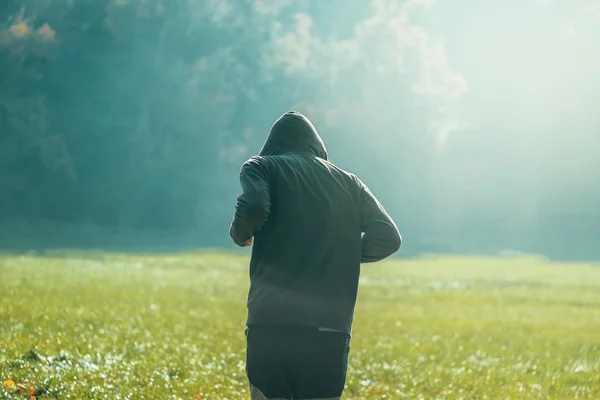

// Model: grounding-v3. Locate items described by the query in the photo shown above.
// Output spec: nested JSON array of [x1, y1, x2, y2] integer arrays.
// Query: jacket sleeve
[[229, 156, 271, 247], [358, 179, 402, 263]]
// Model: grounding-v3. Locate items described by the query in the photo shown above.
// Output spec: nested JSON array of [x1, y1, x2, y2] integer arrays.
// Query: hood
[[258, 111, 328, 160]]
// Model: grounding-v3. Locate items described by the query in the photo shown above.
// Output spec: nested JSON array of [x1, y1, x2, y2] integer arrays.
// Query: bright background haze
[[1, 0, 598, 259]]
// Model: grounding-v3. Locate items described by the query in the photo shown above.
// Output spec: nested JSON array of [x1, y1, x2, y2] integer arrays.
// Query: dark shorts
[[245, 324, 351, 400]]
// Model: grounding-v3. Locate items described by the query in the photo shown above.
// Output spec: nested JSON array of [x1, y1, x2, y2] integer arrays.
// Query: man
[[230, 111, 401, 400]]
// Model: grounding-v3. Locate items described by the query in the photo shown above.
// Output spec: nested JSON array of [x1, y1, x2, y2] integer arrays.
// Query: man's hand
[[243, 237, 254, 247]]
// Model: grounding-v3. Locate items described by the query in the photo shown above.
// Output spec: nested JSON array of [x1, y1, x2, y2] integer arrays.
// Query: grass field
[[1, 252, 599, 399]]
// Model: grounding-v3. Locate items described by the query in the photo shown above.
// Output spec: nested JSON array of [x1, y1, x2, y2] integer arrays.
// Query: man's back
[[230, 111, 401, 333], [244, 153, 364, 332]]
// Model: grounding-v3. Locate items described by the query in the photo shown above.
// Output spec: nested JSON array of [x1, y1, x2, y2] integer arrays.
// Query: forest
[[1, 0, 599, 259]]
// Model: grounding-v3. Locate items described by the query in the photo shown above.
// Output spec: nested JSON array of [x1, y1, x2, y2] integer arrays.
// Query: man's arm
[[229, 156, 271, 247], [358, 179, 401, 263]]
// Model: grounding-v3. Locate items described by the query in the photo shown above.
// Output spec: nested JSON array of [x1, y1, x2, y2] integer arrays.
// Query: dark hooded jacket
[[230, 111, 401, 333]]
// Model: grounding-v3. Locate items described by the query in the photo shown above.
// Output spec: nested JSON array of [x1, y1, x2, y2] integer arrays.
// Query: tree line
[[1, 0, 598, 259]]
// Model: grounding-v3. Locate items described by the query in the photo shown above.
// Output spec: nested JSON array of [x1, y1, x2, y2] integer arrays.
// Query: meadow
[[1, 251, 599, 399]]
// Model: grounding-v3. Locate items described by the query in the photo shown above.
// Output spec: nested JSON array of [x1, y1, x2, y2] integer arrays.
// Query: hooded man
[[230, 111, 401, 400]]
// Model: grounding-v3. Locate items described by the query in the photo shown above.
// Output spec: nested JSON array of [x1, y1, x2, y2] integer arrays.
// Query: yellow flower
[[9, 22, 31, 38], [3, 380, 16, 391]]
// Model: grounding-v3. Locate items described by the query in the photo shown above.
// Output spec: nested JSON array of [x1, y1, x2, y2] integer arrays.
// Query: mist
[[1, 0, 598, 259]]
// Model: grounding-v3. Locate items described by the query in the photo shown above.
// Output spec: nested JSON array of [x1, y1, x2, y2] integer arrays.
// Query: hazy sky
[[243, 0, 600, 236], [261, 0, 598, 145]]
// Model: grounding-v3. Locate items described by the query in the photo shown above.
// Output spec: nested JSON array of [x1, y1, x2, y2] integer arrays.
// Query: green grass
[[1, 252, 599, 399]]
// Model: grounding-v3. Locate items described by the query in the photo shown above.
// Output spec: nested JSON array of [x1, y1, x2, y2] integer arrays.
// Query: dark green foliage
[[0, 0, 598, 259]]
